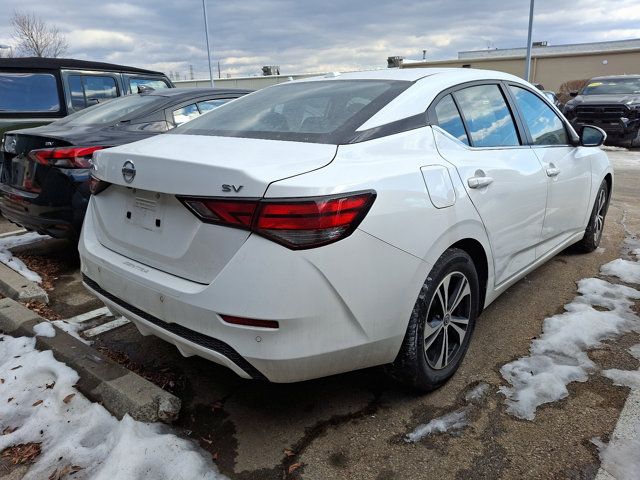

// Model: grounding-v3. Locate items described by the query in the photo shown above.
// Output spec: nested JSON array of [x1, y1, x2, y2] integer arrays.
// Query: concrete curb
[[0, 263, 48, 304], [0, 298, 181, 423]]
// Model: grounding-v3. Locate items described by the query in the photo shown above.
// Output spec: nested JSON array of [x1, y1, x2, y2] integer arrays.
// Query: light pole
[[0, 44, 13, 58], [524, 0, 535, 82], [202, 0, 215, 87]]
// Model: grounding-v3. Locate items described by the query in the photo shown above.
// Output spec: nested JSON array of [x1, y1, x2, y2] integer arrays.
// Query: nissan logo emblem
[[122, 161, 136, 183]]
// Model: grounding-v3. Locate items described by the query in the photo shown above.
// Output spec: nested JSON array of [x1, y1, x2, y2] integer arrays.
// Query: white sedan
[[79, 68, 612, 390]]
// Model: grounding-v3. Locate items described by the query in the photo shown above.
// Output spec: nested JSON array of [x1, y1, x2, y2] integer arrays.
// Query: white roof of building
[[458, 38, 640, 60]]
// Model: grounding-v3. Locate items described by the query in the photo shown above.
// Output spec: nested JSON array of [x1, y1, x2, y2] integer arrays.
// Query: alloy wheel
[[423, 271, 472, 370]]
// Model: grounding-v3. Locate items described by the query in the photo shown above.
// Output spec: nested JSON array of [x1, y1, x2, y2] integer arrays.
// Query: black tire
[[574, 180, 609, 253], [388, 248, 480, 392]]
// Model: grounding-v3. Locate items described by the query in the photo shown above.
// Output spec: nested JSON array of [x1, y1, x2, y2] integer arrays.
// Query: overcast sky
[[1, 0, 639, 79]]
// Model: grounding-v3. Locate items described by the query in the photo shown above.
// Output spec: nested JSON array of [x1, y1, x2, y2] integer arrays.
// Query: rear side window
[[173, 104, 200, 125], [509, 86, 568, 145], [68, 75, 118, 110], [0, 73, 60, 113], [198, 99, 229, 113], [454, 85, 520, 147], [434, 95, 469, 145], [173, 80, 411, 144], [129, 77, 170, 93]]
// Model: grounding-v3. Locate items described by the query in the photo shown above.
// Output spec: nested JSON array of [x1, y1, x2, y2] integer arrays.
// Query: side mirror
[[569, 91, 579, 97], [580, 125, 606, 147]]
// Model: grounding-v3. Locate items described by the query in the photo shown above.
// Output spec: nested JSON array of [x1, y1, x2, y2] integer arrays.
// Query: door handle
[[467, 176, 494, 189], [546, 166, 561, 177]]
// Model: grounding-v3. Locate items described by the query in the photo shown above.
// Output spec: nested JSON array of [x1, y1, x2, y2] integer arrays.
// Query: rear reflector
[[220, 315, 279, 329], [179, 191, 376, 249], [29, 146, 105, 168]]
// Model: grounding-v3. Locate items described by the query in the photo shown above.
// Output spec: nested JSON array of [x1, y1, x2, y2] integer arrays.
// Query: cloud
[[0, 0, 638, 79]]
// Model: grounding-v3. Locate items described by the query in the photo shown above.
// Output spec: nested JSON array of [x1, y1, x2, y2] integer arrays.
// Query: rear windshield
[[0, 73, 60, 113], [581, 78, 640, 95], [173, 79, 410, 144], [56, 94, 163, 126]]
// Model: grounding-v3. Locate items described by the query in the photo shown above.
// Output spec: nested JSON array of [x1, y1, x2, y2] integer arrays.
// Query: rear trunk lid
[[90, 133, 337, 283], [1, 132, 72, 194]]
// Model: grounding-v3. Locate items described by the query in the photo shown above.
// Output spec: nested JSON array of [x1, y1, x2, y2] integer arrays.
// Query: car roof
[[589, 74, 640, 81], [0, 57, 165, 75], [298, 67, 525, 84], [144, 87, 253, 99]]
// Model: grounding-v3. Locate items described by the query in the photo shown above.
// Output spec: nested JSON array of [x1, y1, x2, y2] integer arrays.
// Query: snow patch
[[500, 278, 640, 420], [0, 232, 48, 283], [465, 382, 490, 403], [602, 369, 640, 389], [0, 334, 224, 480], [601, 258, 640, 284], [593, 435, 640, 480], [33, 322, 55, 338], [51, 320, 91, 345], [405, 409, 468, 443]]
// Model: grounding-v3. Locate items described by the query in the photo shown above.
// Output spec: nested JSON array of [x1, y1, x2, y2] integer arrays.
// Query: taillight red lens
[[179, 191, 376, 249], [29, 146, 104, 168]]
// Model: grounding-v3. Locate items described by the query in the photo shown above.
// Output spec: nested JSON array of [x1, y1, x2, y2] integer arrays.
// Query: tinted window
[[509, 86, 568, 145], [68, 75, 118, 110], [174, 80, 410, 144], [59, 95, 163, 126], [83, 76, 117, 102], [198, 99, 229, 113], [454, 85, 519, 147], [0, 73, 60, 113], [581, 77, 640, 95], [434, 95, 468, 145], [129, 77, 170, 93], [173, 104, 200, 125]]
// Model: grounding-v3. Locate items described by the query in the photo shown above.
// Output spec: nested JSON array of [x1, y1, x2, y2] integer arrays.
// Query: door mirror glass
[[581, 125, 606, 147], [569, 91, 579, 97]]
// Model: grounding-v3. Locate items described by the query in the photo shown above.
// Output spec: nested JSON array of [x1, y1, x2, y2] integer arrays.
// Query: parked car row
[[1, 66, 612, 390]]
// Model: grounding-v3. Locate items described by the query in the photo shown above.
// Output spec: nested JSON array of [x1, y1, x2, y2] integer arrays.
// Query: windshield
[[173, 79, 410, 144], [581, 78, 640, 95], [57, 94, 163, 126], [0, 73, 60, 113]]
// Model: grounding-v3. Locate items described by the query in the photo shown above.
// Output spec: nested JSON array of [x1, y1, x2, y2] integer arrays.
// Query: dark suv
[[563, 75, 640, 147], [0, 57, 173, 136]]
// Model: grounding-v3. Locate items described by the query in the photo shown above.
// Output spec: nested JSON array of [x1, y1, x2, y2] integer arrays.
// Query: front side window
[[174, 80, 411, 144], [129, 77, 170, 93], [173, 104, 200, 125], [509, 86, 568, 145], [0, 73, 60, 113], [434, 94, 468, 145], [454, 84, 520, 147], [68, 75, 118, 110]]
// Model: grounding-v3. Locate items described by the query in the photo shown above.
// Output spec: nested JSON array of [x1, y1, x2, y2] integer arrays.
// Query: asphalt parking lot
[[1, 148, 639, 480]]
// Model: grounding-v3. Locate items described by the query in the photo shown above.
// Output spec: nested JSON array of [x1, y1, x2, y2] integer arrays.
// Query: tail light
[[179, 191, 376, 249], [29, 146, 105, 168]]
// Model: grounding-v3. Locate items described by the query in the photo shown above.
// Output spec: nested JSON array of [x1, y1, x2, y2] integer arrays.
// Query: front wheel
[[388, 248, 480, 392], [574, 180, 609, 253]]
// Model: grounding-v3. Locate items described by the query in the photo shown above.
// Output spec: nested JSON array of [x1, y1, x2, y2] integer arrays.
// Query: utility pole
[[524, 0, 535, 82], [202, 0, 214, 87]]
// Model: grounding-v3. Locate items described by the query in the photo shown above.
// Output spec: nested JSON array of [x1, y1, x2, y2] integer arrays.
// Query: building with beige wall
[[401, 39, 640, 92]]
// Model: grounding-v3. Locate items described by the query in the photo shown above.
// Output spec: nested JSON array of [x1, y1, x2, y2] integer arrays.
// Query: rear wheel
[[389, 248, 479, 392], [574, 180, 609, 253]]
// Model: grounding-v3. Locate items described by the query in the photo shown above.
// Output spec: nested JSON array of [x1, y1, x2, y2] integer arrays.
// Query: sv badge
[[222, 184, 244, 193]]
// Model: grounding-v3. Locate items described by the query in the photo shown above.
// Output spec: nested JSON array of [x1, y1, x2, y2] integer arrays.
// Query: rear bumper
[[79, 200, 428, 383], [0, 185, 87, 238]]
